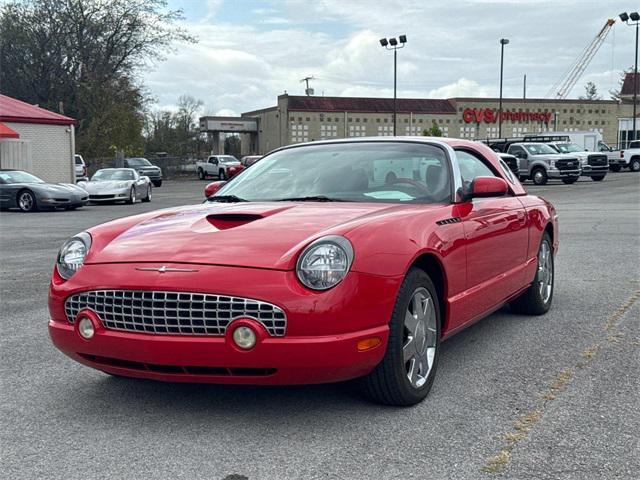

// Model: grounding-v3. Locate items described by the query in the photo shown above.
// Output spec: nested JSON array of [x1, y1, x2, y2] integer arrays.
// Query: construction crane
[[546, 18, 616, 99], [300, 76, 316, 96]]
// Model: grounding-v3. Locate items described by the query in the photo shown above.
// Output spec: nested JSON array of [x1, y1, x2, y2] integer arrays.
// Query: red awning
[[0, 122, 19, 139]]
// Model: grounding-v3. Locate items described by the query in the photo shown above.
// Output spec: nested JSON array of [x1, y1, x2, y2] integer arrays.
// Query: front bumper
[[88, 188, 130, 202], [40, 195, 88, 208], [48, 263, 400, 384], [547, 167, 581, 179], [580, 165, 608, 176]]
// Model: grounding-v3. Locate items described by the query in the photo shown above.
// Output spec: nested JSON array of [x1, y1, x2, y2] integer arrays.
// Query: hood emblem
[[135, 266, 199, 273]]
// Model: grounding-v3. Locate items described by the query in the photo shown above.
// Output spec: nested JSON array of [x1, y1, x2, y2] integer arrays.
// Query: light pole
[[380, 35, 407, 136], [620, 12, 639, 145], [498, 38, 509, 138]]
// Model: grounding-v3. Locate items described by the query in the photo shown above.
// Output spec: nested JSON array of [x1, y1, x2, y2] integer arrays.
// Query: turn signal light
[[357, 337, 381, 351]]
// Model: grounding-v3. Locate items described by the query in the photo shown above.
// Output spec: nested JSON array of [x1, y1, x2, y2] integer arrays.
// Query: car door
[[453, 149, 529, 323], [0, 177, 10, 207], [208, 156, 219, 175], [508, 145, 528, 177]]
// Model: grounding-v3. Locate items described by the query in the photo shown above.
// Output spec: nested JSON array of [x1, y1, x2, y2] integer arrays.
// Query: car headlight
[[56, 232, 92, 280], [580, 158, 588, 165], [296, 235, 354, 290], [116, 182, 129, 188], [548, 160, 555, 168]]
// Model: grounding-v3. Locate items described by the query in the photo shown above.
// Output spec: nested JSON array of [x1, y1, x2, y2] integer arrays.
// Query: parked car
[[49, 138, 558, 406], [605, 141, 640, 172], [546, 142, 608, 181], [74, 154, 88, 182], [196, 155, 244, 180], [123, 157, 163, 187], [241, 155, 263, 167], [0, 169, 88, 212], [78, 168, 152, 204], [506, 142, 581, 185]]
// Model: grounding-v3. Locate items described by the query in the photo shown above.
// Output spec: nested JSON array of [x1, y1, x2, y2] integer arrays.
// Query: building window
[[377, 125, 393, 136], [289, 116, 294, 121], [419, 119, 424, 123], [349, 124, 366, 137], [290, 123, 309, 143], [384, 118, 388, 123], [376, 118, 380, 123], [363, 118, 368, 123], [320, 124, 338, 139], [405, 125, 421, 136]]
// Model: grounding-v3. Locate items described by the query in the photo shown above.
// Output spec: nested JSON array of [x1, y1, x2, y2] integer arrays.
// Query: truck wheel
[[630, 158, 640, 172], [590, 175, 605, 181], [609, 165, 621, 172], [510, 232, 554, 315], [562, 178, 578, 184], [198, 168, 206, 180], [219, 169, 227, 180], [532, 168, 548, 185]]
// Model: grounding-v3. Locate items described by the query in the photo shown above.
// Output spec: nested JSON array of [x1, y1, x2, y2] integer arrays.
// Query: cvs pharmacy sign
[[463, 108, 553, 124]]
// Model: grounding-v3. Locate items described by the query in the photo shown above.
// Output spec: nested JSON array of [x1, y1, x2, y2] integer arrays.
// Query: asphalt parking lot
[[1, 173, 639, 480]]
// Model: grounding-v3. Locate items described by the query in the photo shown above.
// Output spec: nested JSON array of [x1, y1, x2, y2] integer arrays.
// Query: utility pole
[[300, 76, 316, 96], [380, 35, 407, 136], [498, 38, 509, 138]]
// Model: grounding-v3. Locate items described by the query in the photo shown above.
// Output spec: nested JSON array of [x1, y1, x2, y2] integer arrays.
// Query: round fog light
[[233, 326, 256, 350], [78, 317, 95, 339]]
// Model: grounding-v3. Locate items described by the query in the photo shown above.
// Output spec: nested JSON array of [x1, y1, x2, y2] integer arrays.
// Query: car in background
[[498, 153, 519, 176], [196, 155, 244, 180], [0, 169, 88, 212], [546, 142, 608, 181], [241, 155, 263, 167], [506, 142, 581, 185], [123, 157, 163, 187], [78, 168, 152, 204], [74, 154, 88, 182], [606, 141, 640, 172]]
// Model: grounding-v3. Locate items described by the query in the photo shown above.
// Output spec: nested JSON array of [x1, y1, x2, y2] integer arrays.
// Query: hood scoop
[[207, 213, 263, 230]]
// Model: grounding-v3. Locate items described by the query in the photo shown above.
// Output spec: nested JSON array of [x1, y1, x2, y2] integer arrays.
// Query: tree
[[579, 81, 601, 100], [0, 0, 195, 158], [609, 67, 634, 101], [224, 135, 241, 158], [422, 121, 443, 137]]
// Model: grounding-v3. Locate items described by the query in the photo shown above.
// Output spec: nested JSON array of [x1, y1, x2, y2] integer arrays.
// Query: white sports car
[[79, 168, 152, 204]]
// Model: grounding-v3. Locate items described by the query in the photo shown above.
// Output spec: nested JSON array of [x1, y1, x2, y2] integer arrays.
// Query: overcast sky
[[147, 0, 637, 116]]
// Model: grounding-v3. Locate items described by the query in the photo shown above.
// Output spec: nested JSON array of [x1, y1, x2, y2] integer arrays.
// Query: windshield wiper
[[277, 195, 345, 202], [207, 195, 248, 203]]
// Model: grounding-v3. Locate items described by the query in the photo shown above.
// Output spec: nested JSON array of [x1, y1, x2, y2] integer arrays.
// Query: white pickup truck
[[196, 155, 244, 180], [604, 141, 640, 172]]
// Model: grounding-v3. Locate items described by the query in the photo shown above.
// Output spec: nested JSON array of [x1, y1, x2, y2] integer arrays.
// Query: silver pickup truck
[[546, 141, 608, 181], [506, 142, 581, 185]]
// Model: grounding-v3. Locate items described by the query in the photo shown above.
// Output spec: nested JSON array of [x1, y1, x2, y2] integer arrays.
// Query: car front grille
[[64, 290, 287, 336], [89, 194, 116, 199], [587, 154, 608, 167], [556, 158, 579, 170]]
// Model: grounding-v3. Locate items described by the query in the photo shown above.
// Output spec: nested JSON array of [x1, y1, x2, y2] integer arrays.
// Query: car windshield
[[524, 144, 557, 155], [91, 170, 135, 181], [554, 143, 583, 153], [214, 142, 452, 204], [0, 171, 44, 184], [126, 158, 151, 166], [219, 156, 238, 163]]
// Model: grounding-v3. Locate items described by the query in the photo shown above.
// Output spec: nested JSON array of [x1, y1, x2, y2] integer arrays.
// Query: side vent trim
[[436, 217, 462, 226]]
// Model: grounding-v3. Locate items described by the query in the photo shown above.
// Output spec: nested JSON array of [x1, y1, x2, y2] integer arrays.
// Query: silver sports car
[[79, 168, 152, 204], [0, 169, 88, 212]]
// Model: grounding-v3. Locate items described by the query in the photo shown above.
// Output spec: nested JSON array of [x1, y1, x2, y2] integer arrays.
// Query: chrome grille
[[64, 290, 286, 336]]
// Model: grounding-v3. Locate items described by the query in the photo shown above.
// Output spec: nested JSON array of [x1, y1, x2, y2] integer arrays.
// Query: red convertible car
[[49, 138, 557, 406]]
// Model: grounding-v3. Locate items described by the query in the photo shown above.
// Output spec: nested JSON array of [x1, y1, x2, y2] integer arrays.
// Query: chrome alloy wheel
[[538, 240, 553, 303], [533, 170, 544, 184], [18, 191, 34, 211], [130, 188, 136, 203], [403, 287, 437, 389]]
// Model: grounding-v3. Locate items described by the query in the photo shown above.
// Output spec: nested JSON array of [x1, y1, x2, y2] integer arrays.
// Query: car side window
[[455, 149, 498, 185], [509, 146, 526, 158]]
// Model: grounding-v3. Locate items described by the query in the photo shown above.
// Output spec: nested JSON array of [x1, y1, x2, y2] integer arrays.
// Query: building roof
[[620, 72, 639, 97], [284, 95, 457, 114], [0, 122, 20, 138], [0, 94, 75, 125]]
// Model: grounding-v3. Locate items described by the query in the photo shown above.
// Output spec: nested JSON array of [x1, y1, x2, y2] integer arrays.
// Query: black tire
[[17, 190, 38, 212], [591, 175, 605, 182], [630, 158, 640, 172], [152, 180, 162, 187], [609, 165, 621, 172], [219, 169, 227, 180], [562, 178, 578, 184], [510, 232, 554, 315], [362, 267, 441, 406], [198, 169, 206, 180], [126, 187, 136, 204], [531, 168, 548, 185], [142, 185, 152, 202]]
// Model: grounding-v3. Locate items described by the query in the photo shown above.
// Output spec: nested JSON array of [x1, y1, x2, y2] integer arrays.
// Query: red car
[[49, 138, 557, 406]]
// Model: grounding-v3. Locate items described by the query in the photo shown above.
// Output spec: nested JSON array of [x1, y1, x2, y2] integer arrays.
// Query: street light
[[380, 35, 407, 135], [498, 38, 509, 138], [619, 11, 639, 146]]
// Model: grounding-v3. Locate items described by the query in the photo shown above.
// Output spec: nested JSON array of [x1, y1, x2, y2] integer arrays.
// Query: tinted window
[[0, 171, 44, 184], [91, 170, 135, 181], [524, 144, 557, 155], [126, 158, 151, 167]]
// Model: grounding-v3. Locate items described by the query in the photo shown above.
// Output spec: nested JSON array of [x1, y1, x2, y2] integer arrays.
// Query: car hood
[[31, 183, 86, 195], [531, 154, 576, 161], [86, 201, 437, 270], [81, 180, 131, 192]]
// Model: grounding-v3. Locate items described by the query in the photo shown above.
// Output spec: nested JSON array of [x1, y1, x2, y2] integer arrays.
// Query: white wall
[[0, 139, 32, 171], [4, 122, 74, 183]]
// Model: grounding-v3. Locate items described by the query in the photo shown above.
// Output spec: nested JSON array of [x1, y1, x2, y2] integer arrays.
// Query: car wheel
[[630, 158, 640, 172], [362, 267, 441, 406], [219, 169, 227, 180], [142, 185, 152, 202], [562, 178, 578, 184], [609, 165, 621, 172], [198, 169, 206, 180], [17, 190, 37, 212], [152, 180, 162, 187], [127, 187, 136, 204], [510, 232, 554, 315], [532, 168, 548, 185], [591, 175, 605, 181]]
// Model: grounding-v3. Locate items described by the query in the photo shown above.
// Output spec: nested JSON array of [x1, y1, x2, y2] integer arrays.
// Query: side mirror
[[469, 176, 509, 199], [204, 181, 227, 198]]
